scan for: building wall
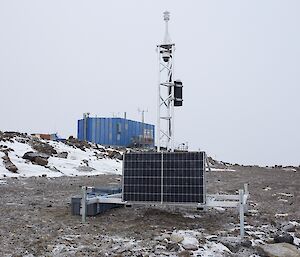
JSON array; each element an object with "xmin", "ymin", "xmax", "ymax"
[{"xmin": 77, "ymin": 117, "xmax": 155, "ymax": 147}]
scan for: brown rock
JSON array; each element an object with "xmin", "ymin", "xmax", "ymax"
[
  {"xmin": 2, "ymin": 155, "xmax": 18, "ymax": 173},
  {"xmin": 23, "ymin": 151, "xmax": 49, "ymax": 166},
  {"xmin": 178, "ymin": 250, "xmax": 191, "ymax": 257},
  {"xmin": 34, "ymin": 157, "xmax": 48, "ymax": 166},
  {"xmin": 30, "ymin": 139, "xmax": 57, "ymax": 155}
]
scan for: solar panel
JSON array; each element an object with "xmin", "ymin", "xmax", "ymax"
[{"xmin": 123, "ymin": 152, "xmax": 205, "ymax": 204}]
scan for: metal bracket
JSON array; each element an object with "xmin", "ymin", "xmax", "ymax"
[
  {"xmin": 80, "ymin": 183, "xmax": 249, "ymax": 239},
  {"xmin": 206, "ymin": 183, "xmax": 249, "ymax": 238}
]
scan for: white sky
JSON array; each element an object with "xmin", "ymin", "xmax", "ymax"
[{"xmin": 0, "ymin": 1, "xmax": 299, "ymax": 166}]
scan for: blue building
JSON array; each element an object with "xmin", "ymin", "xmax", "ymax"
[{"xmin": 77, "ymin": 116, "xmax": 155, "ymax": 148}]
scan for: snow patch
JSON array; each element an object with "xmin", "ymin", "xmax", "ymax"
[
  {"xmin": 278, "ymin": 198, "xmax": 288, "ymax": 202},
  {"xmin": 282, "ymin": 167, "xmax": 297, "ymax": 172},
  {"xmin": 275, "ymin": 213, "xmax": 289, "ymax": 217},
  {"xmin": 210, "ymin": 168, "xmax": 236, "ymax": 172},
  {"xmin": 194, "ymin": 241, "xmax": 231, "ymax": 257},
  {"xmin": 0, "ymin": 138, "xmax": 122, "ymax": 178},
  {"xmin": 263, "ymin": 186, "xmax": 272, "ymax": 191},
  {"xmin": 277, "ymin": 192, "xmax": 293, "ymax": 197}
]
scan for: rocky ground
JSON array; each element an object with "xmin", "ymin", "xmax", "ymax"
[{"xmin": 0, "ymin": 166, "xmax": 299, "ymax": 257}]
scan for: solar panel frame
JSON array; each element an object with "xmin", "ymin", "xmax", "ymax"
[{"xmin": 122, "ymin": 151, "xmax": 206, "ymax": 205}]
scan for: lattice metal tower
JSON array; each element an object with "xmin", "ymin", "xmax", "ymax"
[{"xmin": 157, "ymin": 11, "xmax": 183, "ymax": 152}]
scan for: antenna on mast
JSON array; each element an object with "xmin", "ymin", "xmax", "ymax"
[{"xmin": 163, "ymin": 11, "xmax": 171, "ymax": 44}]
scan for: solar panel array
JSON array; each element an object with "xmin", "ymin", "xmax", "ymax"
[{"xmin": 123, "ymin": 152, "xmax": 205, "ymax": 204}]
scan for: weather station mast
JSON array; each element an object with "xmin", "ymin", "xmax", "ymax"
[{"xmin": 157, "ymin": 11, "xmax": 183, "ymax": 152}]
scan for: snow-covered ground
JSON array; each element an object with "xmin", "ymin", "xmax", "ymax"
[
  {"xmin": 210, "ymin": 167, "xmax": 236, "ymax": 172},
  {"xmin": 0, "ymin": 137, "xmax": 122, "ymax": 178}
]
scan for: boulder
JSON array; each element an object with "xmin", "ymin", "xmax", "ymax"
[
  {"xmin": 274, "ymin": 234, "xmax": 294, "ymax": 244},
  {"xmin": 23, "ymin": 151, "xmax": 49, "ymax": 166},
  {"xmin": 23, "ymin": 151, "xmax": 50, "ymax": 161},
  {"xmin": 182, "ymin": 244, "xmax": 198, "ymax": 251},
  {"xmin": 178, "ymin": 250, "xmax": 191, "ymax": 257},
  {"xmin": 258, "ymin": 243, "xmax": 300, "ymax": 257},
  {"xmin": 182, "ymin": 236, "xmax": 198, "ymax": 246},
  {"xmin": 170, "ymin": 233, "xmax": 184, "ymax": 243},
  {"xmin": 217, "ymin": 236, "xmax": 242, "ymax": 253},
  {"xmin": 282, "ymin": 224, "xmax": 297, "ymax": 233},
  {"xmin": 34, "ymin": 157, "xmax": 48, "ymax": 166},
  {"xmin": 241, "ymin": 239, "xmax": 252, "ymax": 248}
]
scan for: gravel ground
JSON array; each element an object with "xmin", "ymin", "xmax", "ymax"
[{"xmin": 0, "ymin": 166, "xmax": 299, "ymax": 256}]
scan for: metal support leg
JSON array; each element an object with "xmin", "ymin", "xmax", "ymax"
[
  {"xmin": 244, "ymin": 183, "xmax": 248, "ymax": 195},
  {"xmin": 243, "ymin": 184, "xmax": 249, "ymax": 214},
  {"xmin": 81, "ymin": 186, "xmax": 87, "ymax": 223},
  {"xmin": 239, "ymin": 189, "xmax": 245, "ymax": 238}
]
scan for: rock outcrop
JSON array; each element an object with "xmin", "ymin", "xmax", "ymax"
[
  {"xmin": 23, "ymin": 151, "xmax": 49, "ymax": 166},
  {"xmin": 2, "ymin": 155, "xmax": 18, "ymax": 173}
]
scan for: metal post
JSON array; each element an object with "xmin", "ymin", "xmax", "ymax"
[
  {"xmin": 243, "ymin": 183, "xmax": 249, "ymax": 214},
  {"xmin": 244, "ymin": 183, "xmax": 249, "ymax": 195},
  {"xmin": 81, "ymin": 186, "xmax": 87, "ymax": 223},
  {"xmin": 239, "ymin": 189, "xmax": 245, "ymax": 238},
  {"xmin": 138, "ymin": 109, "xmax": 148, "ymax": 147}
]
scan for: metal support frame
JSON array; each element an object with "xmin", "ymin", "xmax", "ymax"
[
  {"xmin": 157, "ymin": 11, "xmax": 176, "ymax": 152},
  {"xmin": 81, "ymin": 156, "xmax": 249, "ymax": 238},
  {"xmin": 157, "ymin": 44, "xmax": 175, "ymax": 152},
  {"xmin": 206, "ymin": 183, "xmax": 249, "ymax": 238},
  {"xmin": 80, "ymin": 184, "xmax": 249, "ymax": 238},
  {"xmin": 80, "ymin": 184, "xmax": 249, "ymax": 239}
]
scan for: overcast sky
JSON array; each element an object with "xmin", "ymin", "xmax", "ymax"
[{"xmin": 0, "ymin": 1, "xmax": 299, "ymax": 166}]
